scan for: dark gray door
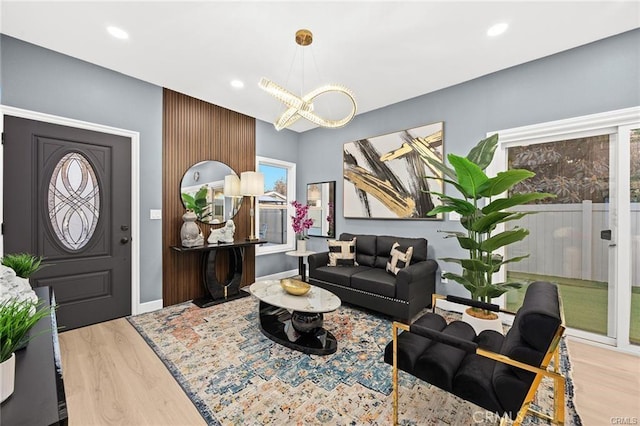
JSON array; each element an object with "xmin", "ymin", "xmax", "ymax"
[{"xmin": 3, "ymin": 115, "xmax": 132, "ymax": 330}]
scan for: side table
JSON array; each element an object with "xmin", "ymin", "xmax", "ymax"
[{"xmin": 285, "ymin": 250, "xmax": 316, "ymax": 282}]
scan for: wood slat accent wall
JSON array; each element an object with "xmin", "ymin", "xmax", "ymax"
[{"xmin": 162, "ymin": 89, "xmax": 256, "ymax": 306}]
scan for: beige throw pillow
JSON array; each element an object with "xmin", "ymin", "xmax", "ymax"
[
  {"xmin": 327, "ymin": 238, "xmax": 358, "ymax": 267},
  {"xmin": 386, "ymin": 242, "xmax": 413, "ymax": 275}
]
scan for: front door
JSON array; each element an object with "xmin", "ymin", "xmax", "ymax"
[{"xmin": 3, "ymin": 115, "xmax": 132, "ymax": 330}]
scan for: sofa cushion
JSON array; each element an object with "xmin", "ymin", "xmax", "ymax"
[
  {"xmin": 311, "ymin": 265, "xmax": 372, "ymax": 287},
  {"xmin": 386, "ymin": 242, "xmax": 414, "ymax": 275},
  {"xmin": 376, "ymin": 236, "xmax": 427, "ymax": 268},
  {"xmin": 328, "ymin": 238, "xmax": 358, "ymax": 266},
  {"xmin": 350, "ymin": 268, "xmax": 397, "ymax": 298},
  {"xmin": 340, "ymin": 233, "xmax": 376, "ymax": 267}
]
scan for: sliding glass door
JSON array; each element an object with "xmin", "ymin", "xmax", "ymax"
[
  {"xmin": 504, "ymin": 135, "xmax": 614, "ymax": 339},
  {"xmin": 492, "ymin": 107, "xmax": 639, "ymax": 350}
]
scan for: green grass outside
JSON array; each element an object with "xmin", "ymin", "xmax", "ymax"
[{"xmin": 506, "ymin": 272, "xmax": 640, "ymax": 345}]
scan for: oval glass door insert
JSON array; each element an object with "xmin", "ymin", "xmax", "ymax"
[{"xmin": 48, "ymin": 152, "xmax": 100, "ymax": 250}]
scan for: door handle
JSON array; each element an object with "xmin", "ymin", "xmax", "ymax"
[{"xmin": 120, "ymin": 237, "xmax": 130, "ymax": 244}]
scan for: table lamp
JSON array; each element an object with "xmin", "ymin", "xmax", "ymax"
[{"xmin": 240, "ymin": 171, "xmax": 264, "ymax": 241}]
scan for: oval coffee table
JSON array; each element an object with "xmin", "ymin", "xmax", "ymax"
[{"xmin": 249, "ymin": 280, "xmax": 341, "ymax": 355}]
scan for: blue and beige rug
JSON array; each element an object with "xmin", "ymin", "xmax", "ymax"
[{"xmin": 128, "ymin": 296, "xmax": 581, "ymax": 425}]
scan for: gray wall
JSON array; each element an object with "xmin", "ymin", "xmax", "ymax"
[
  {"xmin": 255, "ymin": 119, "xmax": 300, "ymax": 276},
  {"xmin": 2, "ymin": 28, "xmax": 638, "ymax": 300},
  {"xmin": 1, "ymin": 35, "xmax": 164, "ymax": 303},
  {"xmin": 296, "ymin": 28, "xmax": 640, "ymax": 295}
]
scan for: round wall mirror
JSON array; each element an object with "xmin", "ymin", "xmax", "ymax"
[{"xmin": 180, "ymin": 160, "xmax": 243, "ymax": 224}]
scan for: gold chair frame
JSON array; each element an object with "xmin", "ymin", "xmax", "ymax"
[{"xmin": 391, "ymin": 294, "xmax": 566, "ymax": 425}]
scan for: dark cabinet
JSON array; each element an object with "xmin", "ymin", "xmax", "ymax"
[{"xmin": 1, "ymin": 287, "xmax": 68, "ymax": 425}]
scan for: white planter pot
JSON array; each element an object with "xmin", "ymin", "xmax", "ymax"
[
  {"xmin": 462, "ymin": 310, "xmax": 504, "ymax": 335},
  {"xmin": 297, "ymin": 239, "xmax": 307, "ymax": 253},
  {"xmin": 0, "ymin": 352, "xmax": 16, "ymax": 403}
]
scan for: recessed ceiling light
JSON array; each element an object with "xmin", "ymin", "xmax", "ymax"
[
  {"xmin": 107, "ymin": 26, "xmax": 129, "ymax": 40},
  {"xmin": 487, "ymin": 22, "xmax": 508, "ymax": 37},
  {"xmin": 230, "ymin": 79, "xmax": 245, "ymax": 89}
]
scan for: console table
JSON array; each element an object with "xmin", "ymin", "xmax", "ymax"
[
  {"xmin": 171, "ymin": 240, "xmax": 265, "ymax": 308},
  {"xmin": 2, "ymin": 287, "xmax": 68, "ymax": 425}
]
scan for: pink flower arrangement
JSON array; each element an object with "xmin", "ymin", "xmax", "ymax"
[{"xmin": 291, "ymin": 200, "xmax": 313, "ymax": 240}]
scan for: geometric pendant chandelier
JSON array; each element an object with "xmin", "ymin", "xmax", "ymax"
[{"xmin": 259, "ymin": 29, "xmax": 357, "ymax": 131}]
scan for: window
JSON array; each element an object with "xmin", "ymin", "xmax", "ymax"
[{"xmin": 256, "ymin": 156, "xmax": 296, "ymax": 255}]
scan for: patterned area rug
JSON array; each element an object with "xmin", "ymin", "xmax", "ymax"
[{"xmin": 128, "ymin": 295, "xmax": 581, "ymax": 425}]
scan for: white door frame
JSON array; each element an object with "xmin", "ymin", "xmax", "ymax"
[
  {"xmin": 0, "ymin": 105, "xmax": 142, "ymax": 315},
  {"xmin": 488, "ymin": 105, "xmax": 640, "ymax": 353}
]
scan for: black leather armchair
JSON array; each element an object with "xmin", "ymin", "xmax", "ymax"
[{"xmin": 384, "ymin": 281, "xmax": 566, "ymax": 425}]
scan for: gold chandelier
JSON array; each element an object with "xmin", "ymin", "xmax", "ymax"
[{"xmin": 259, "ymin": 29, "xmax": 357, "ymax": 131}]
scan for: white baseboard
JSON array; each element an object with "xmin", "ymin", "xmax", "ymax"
[
  {"xmin": 256, "ymin": 269, "xmax": 298, "ymax": 281},
  {"xmin": 136, "ymin": 299, "xmax": 163, "ymax": 315}
]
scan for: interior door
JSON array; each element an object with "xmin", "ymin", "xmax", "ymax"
[{"xmin": 3, "ymin": 115, "xmax": 131, "ymax": 330}]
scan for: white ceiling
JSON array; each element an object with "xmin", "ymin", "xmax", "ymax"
[{"xmin": 1, "ymin": 1, "xmax": 639, "ymax": 132}]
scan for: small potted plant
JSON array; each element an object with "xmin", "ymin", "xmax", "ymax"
[
  {"xmin": 0, "ymin": 298, "xmax": 52, "ymax": 402},
  {"xmin": 1, "ymin": 253, "xmax": 44, "ymax": 279},
  {"xmin": 291, "ymin": 200, "xmax": 313, "ymax": 252},
  {"xmin": 181, "ymin": 186, "xmax": 212, "ymax": 222}
]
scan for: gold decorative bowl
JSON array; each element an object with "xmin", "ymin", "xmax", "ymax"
[{"xmin": 280, "ymin": 278, "xmax": 311, "ymax": 296}]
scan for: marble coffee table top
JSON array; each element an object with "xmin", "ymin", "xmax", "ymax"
[{"xmin": 249, "ymin": 280, "xmax": 341, "ymax": 313}]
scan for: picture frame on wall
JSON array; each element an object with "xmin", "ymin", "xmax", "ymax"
[{"xmin": 343, "ymin": 122, "xmax": 444, "ymax": 220}]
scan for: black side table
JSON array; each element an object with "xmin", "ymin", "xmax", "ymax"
[{"xmin": 171, "ymin": 239, "xmax": 265, "ymax": 308}]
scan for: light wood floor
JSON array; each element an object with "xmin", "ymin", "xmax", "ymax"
[
  {"xmin": 59, "ymin": 319, "xmax": 640, "ymax": 426},
  {"xmin": 566, "ymin": 338, "xmax": 640, "ymax": 425}
]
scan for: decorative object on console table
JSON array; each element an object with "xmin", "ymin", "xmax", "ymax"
[
  {"xmin": 171, "ymin": 239, "xmax": 265, "ymax": 308},
  {"xmin": 208, "ymin": 219, "xmax": 235, "ymax": 244},
  {"xmin": 343, "ymin": 122, "xmax": 444, "ymax": 220},
  {"xmin": 240, "ymin": 171, "xmax": 264, "ymax": 241},
  {"xmin": 181, "ymin": 186, "xmax": 212, "ymax": 222},
  {"xmin": 423, "ymin": 134, "xmax": 555, "ymax": 331},
  {"xmin": 180, "ymin": 210, "xmax": 203, "ymax": 247}
]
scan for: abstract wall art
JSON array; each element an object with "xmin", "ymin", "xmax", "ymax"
[{"xmin": 343, "ymin": 122, "xmax": 444, "ymax": 220}]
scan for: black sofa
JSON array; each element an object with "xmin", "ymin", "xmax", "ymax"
[{"xmin": 308, "ymin": 233, "xmax": 438, "ymax": 322}]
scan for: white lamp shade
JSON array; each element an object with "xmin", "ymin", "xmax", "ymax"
[
  {"xmin": 223, "ymin": 174, "xmax": 241, "ymax": 197},
  {"xmin": 240, "ymin": 171, "xmax": 264, "ymax": 196}
]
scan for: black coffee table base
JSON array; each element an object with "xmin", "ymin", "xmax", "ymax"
[{"xmin": 257, "ymin": 301, "xmax": 337, "ymax": 355}]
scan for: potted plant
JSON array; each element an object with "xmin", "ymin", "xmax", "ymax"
[
  {"xmin": 291, "ymin": 200, "xmax": 313, "ymax": 252},
  {"xmin": 1, "ymin": 253, "xmax": 44, "ymax": 279},
  {"xmin": 0, "ymin": 298, "xmax": 52, "ymax": 402},
  {"xmin": 181, "ymin": 186, "xmax": 212, "ymax": 222},
  {"xmin": 424, "ymin": 134, "xmax": 554, "ymax": 326}
]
